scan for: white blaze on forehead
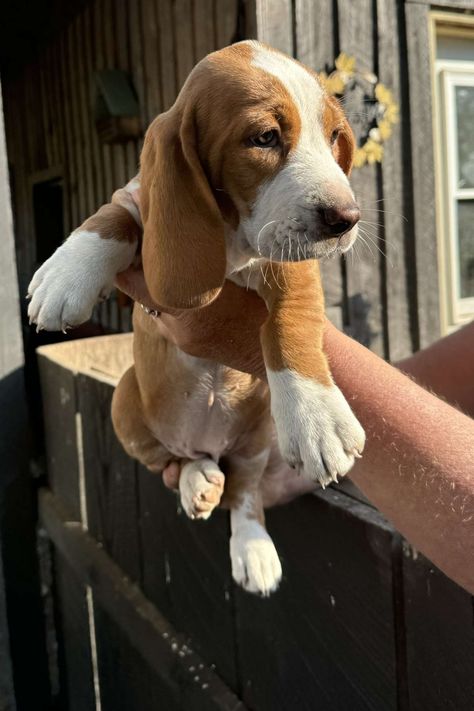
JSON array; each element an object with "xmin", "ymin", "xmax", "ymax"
[{"xmin": 250, "ymin": 44, "xmax": 325, "ymax": 140}]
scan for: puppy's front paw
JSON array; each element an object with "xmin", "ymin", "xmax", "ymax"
[
  {"xmin": 27, "ymin": 230, "xmax": 136, "ymax": 332},
  {"xmin": 179, "ymin": 459, "xmax": 225, "ymax": 520},
  {"xmin": 230, "ymin": 526, "xmax": 282, "ymax": 596},
  {"xmin": 268, "ymin": 370, "xmax": 365, "ymax": 487}
]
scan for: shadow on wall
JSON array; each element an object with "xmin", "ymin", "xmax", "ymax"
[{"xmin": 345, "ymin": 292, "xmax": 379, "ymax": 349}]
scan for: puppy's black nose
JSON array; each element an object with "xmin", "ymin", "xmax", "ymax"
[{"xmin": 320, "ymin": 204, "xmax": 360, "ymax": 236}]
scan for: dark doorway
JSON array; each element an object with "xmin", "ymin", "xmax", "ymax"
[{"xmin": 32, "ymin": 177, "xmax": 64, "ymax": 264}]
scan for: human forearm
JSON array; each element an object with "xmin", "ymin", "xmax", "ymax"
[
  {"xmin": 325, "ymin": 323, "xmax": 474, "ymax": 594},
  {"xmin": 396, "ymin": 321, "xmax": 474, "ymax": 417}
]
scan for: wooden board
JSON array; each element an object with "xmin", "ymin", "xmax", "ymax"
[
  {"xmin": 40, "ymin": 488, "xmax": 246, "ymax": 711},
  {"xmin": 376, "ymin": 0, "xmax": 414, "ymax": 360},
  {"xmin": 404, "ymin": 2, "xmax": 441, "ymax": 348},
  {"xmin": 77, "ymin": 373, "xmax": 141, "ymax": 582},
  {"xmin": 138, "ymin": 465, "xmax": 239, "ymax": 691},
  {"xmin": 53, "ymin": 552, "xmax": 96, "ymax": 711},
  {"xmin": 235, "ymin": 489, "xmax": 398, "ymax": 711},
  {"xmin": 403, "ymin": 548, "xmax": 474, "ymax": 711}
]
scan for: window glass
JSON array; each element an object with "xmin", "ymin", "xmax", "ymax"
[
  {"xmin": 455, "ymin": 85, "xmax": 474, "ymax": 189},
  {"xmin": 457, "ymin": 200, "xmax": 474, "ymax": 298}
]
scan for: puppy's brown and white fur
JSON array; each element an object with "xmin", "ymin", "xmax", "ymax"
[{"xmin": 28, "ymin": 41, "xmax": 365, "ymax": 595}]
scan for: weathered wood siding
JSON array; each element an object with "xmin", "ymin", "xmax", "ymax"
[
  {"xmin": 257, "ymin": 0, "xmax": 457, "ymax": 357},
  {"xmin": 4, "ymin": 0, "xmax": 471, "ymax": 351},
  {"xmin": 37, "ymin": 337, "xmax": 474, "ymax": 710},
  {"xmin": 3, "ymin": 0, "xmax": 244, "ymax": 303}
]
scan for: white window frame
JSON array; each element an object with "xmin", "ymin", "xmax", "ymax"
[
  {"xmin": 438, "ymin": 66, "xmax": 474, "ymax": 325},
  {"xmin": 432, "ymin": 15, "xmax": 474, "ymax": 333}
]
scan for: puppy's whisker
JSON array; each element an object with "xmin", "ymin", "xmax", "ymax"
[{"xmin": 256, "ymin": 219, "xmax": 278, "ymax": 256}]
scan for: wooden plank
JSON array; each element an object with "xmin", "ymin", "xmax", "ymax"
[
  {"xmin": 215, "ymin": 0, "xmax": 238, "ymax": 48},
  {"xmin": 93, "ymin": 603, "xmax": 180, "ymax": 711},
  {"xmin": 116, "ymin": 0, "xmax": 139, "ymax": 184},
  {"xmin": 37, "ymin": 353, "xmax": 81, "ymax": 518},
  {"xmin": 173, "ymin": 0, "xmax": 195, "ymax": 89},
  {"xmin": 295, "ymin": 0, "xmax": 334, "ymax": 69},
  {"xmin": 402, "ymin": 547, "xmax": 474, "ymax": 710},
  {"xmin": 99, "ymin": 0, "xmax": 116, "ymax": 200},
  {"xmin": 141, "ymin": 0, "xmax": 162, "ymax": 123},
  {"xmin": 39, "ymin": 488, "xmax": 246, "ymax": 711},
  {"xmin": 83, "ymin": 3, "xmax": 106, "ymax": 210},
  {"xmin": 235, "ymin": 489, "xmax": 398, "ymax": 711},
  {"xmin": 75, "ymin": 12, "xmax": 96, "ymax": 217},
  {"xmin": 376, "ymin": 0, "xmax": 414, "ymax": 360},
  {"xmin": 110, "ymin": 0, "xmax": 128, "ymax": 190},
  {"xmin": 128, "ymin": 0, "xmax": 147, "ymax": 151},
  {"xmin": 53, "ymin": 552, "xmax": 97, "ymax": 711},
  {"xmin": 77, "ymin": 373, "xmax": 141, "ymax": 582},
  {"xmin": 56, "ymin": 33, "xmax": 75, "ymax": 234},
  {"xmin": 157, "ymin": 0, "xmax": 178, "ymax": 110},
  {"xmin": 405, "ymin": 2, "xmax": 440, "ymax": 348},
  {"xmin": 138, "ymin": 465, "xmax": 239, "ymax": 691},
  {"xmin": 66, "ymin": 20, "xmax": 88, "ymax": 223},
  {"xmin": 92, "ymin": 0, "xmax": 111, "ymax": 205},
  {"xmin": 337, "ymin": 0, "xmax": 385, "ymax": 355},
  {"xmin": 256, "ymin": 0, "xmax": 293, "ymax": 55},
  {"xmin": 194, "ymin": 0, "xmax": 215, "ymax": 61}
]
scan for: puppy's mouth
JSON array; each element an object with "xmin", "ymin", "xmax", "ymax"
[{"xmin": 256, "ymin": 223, "xmax": 358, "ymax": 262}]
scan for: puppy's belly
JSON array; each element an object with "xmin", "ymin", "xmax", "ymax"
[{"xmin": 154, "ymin": 392, "xmax": 237, "ymax": 461}]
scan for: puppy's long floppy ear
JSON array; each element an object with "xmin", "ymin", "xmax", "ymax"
[
  {"xmin": 334, "ymin": 117, "xmax": 355, "ymax": 176},
  {"xmin": 140, "ymin": 105, "xmax": 226, "ymax": 310},
  {"xmin": 326, "ymin": 96, "xmax": 355, "ymax": 176}
]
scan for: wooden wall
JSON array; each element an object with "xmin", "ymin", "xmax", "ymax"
[
  {"xmin": 257, "ymin": 0, "xmax": 472, "ymax": 358},
  {"xmin": 5, "ymin": 0, "xmax": 473, "ymax": 356},
  {"xmin": 3, "ymin": 0, "xmax": 246, "ymax": 302}
]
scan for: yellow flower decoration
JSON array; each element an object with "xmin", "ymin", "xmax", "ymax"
[
  {"xmin": 319, "ymin": 72, "xmax": 346, "ymax": 95},
  {"xmin": 364, "ymin": 139, "xmax": 384, "ymax": 164},
  {"xmin": 320, "ymin": 54, "xmax": 399, "ymax": 168},
  {"xmin": 335, "ymin": 53, "xmax": 356, "ymax": 75}
]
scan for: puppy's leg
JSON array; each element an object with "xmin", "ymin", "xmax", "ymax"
[
  {"xmin": 112, "ymin": 366, "xmax": 172, "ymax": 473},
  {"xmin": 259, "ymin": 260, "xmax": 365, "ymax": 487},
  {"xmin": 179, "ymin": 459, "xmax": 225, "ymax": 520},
  {"xmin": 28, "ymin": 177, "xmax": 141, "ymax": 332},
  {"xmin": 223, "ymin": 451, "xmax": 282, "ymax": 596}
]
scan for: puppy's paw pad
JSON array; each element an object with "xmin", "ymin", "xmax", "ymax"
[
  {"xmin": 179, "ymin": 459, "xmax": 225, "ymax": 520},
  {"xmin": 230, "ymin": 534, "xmax": 282, "ymax": 596}
]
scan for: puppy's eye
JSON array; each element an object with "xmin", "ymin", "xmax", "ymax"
[
  {"xmin": 250, "ymin": 130, "xmax": 279, "ymax": 148},
  {"xmin": 331, "ymin": 129, "xmax": 340, "ymax": 145}
]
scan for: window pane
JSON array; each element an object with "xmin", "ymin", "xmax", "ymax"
[
  {"xmin": 458, "ymin": 200, "xmax": 474, "ymax": 298},
  {"xmin": 456, "ymin": 85, "xmax": 474, "ymax": 189}
]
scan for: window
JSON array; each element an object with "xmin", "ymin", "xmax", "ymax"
[{"xmin": 433, "ymin": 19, "xmax": 474, "ymax": 332}]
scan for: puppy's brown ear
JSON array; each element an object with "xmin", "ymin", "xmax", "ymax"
[
  {"xmin": 334, "ymin": 116, "xmax": 355, "ymax": 176},
  {"xmin": 325, "ymin": 95, "xmax": 355, "ymax": 176},
  {"xmin": 140, "ymin": 106, "xmax": 226, "ymax": 310}
]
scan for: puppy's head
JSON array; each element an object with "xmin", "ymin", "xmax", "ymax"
[{"xmin": 141, "ymin": 40, "xmax": 358, "ymax": 310}]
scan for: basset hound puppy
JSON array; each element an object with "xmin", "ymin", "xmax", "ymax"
[{"xmin": 28, "ymin": 40, "xmax": 365, "ymax": 595}]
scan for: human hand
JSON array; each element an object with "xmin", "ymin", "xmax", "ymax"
[{"xmin": 115, "ymin": 264, "xmax": 268, "ymax": 376}]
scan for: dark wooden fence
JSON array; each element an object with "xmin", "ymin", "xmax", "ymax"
[{"xmin": 37, "ymin": 336, "xmax": 474, "ymax": 710}]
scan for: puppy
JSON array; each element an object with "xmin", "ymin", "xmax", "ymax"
[{"xmin": 28, "ymin": 41, "xmax": 365, "ymax": 595}]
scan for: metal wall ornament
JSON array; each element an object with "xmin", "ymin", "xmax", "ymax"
[{"xmin": 319, "ymin": 53, "xmax": 399, "ymax": 168}]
